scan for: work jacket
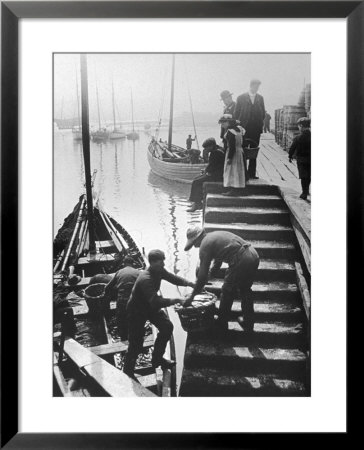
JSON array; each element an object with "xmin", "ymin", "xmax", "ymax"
[{"xmin": 234, "ymin": 92, "xmax": 265, "ymax": 132}]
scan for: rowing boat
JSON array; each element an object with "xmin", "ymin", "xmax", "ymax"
[{"xmin": 148, "ymin": 141, "xmax": 206, "ymax": 183}]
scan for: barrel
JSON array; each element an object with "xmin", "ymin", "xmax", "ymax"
[{"xmin": 283, "ymin": 105, "xmax": 307, "ymax": 131}]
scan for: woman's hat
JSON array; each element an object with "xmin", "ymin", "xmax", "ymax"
[
  {"xmin": 218, "ymin": 113, "xmax": 234, "ymax": 124},
  {"xmin": 184, "ymin": 226, "xmax": 204, "ymax": 251}
]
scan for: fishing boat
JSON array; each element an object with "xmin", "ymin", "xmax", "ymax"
[
  {"xmin": 126, "ymin": 88, "xmax": 139, "ymax": 140},
  {"xmin": 148, "ymin": 54, "xmax": 207, "ymax": 183},
  {"xmin": 91, "ymin": 83, "xmax": 110, "ymax": 142},
  {"xmin": 53, "ymin": 55, "xmax": 176, "ymax": 398},
  {"xmin": 109, "ymin": 79, "xmax": 126, "ymax": 140}
]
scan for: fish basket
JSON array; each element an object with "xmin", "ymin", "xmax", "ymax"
[
  {"xmin": 243, "ymin": 138, "xmax": 260, "ymax": 160},
  {"xmin": 174, "ymin": 293, "xmax": 217, "ymax": 333},
  {"xmin": 84, "ymin": 283, "xmax": 107, "ymax": 314}
]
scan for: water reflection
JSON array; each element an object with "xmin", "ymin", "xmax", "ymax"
[{"xmin": 54, "ymin": 126, "xmax": 216, "ymax": 281}]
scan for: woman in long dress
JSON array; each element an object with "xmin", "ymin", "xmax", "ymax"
[{"xmin": 218, "ymin": 114, "xmax": 246, "ymax": 196}]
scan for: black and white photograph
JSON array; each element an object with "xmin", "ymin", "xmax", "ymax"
[{"xmin": 53, "ymin": 52, "xmax": 311, "ymax": 398}]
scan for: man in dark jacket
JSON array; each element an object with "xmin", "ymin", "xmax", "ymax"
[
  {"xmin": 104, "ymin": 256, "xmax": 140, "ymax": 340},
  {"xmin": 234, "ymin": 79, "xmax": 265, "ymax": 179},
  {"xmin": 184, "ymin": 227, "xmax": 260, "ymax": 333},
  {"xmin": 220, "ymin": 90, "xmax": 236, "ymax": 139},
  {"xmin": 289, "ymin": 117, "xmax": 311, "ymax": 200},
  {"xmin": 187, "ymin": 138, "xmax": 225, "ymax": 212},
  {"xmin": 123, "ymin": 250, "xmax": 194, "ymax": 379}
]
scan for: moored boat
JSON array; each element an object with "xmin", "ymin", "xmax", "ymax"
[{"xmin": 147, "ymin": 54, "xmax": 206, "ymax": 183}]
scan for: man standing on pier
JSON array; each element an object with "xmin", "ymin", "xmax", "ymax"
[
  {"xmin": 220, "ymin": 90, "xmax": 236, "ymax": 139},
  {"xmin": 123, "ymin": 249, "xmax": 194, "ymax": 380},
  {"xmin": 289, "ymin": 117, "xmax": 311, "ymax": 200},
  {"xmin": 234, "ymin": 79, "xmax": 265, "ymax": 179},
  {"xmin": 184, "ymin": 227, "xmax": 260, "ymax": 332}
]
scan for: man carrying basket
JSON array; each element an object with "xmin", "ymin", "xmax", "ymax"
[
  {"xmin": 123, "ymin": 249, "xmax": 195, "ymax": 380},
  {"xmin": 184, "ymin": 227, "xmax": 260, "ymax": 332}
]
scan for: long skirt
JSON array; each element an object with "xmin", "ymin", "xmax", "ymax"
[{"xmin": 223, "ymin": 148, "xmax": 246, "ymax": 188}]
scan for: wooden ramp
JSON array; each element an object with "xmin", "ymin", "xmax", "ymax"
[{"xmin": 179, "ymin": 182, "xmax": 310, "ymax": 397}]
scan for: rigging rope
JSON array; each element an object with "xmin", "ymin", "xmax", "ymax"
[
  {"xmin": 183, "ymin": 57, "xmax": 200, "ymax": 150},
  {"xmin": 154, "ymin": 67, "xmax": 168, "ymax": 140}
]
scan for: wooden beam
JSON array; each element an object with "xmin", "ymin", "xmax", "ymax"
[
  {"xmin": 63, "ymin": 338, "xmax": 156, "ymax": 397},
  {"xmin": 89, "ymin": 334, "xmax": 154, "ymax": 357}
]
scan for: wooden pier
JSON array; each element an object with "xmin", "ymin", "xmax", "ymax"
[{"xmin": 179, "ymin": 140, "xmax": 311, "ymax": 396}]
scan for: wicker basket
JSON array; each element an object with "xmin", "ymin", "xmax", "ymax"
[
  {"xmin": 175, "ymin": 293, "xmax": 217, "ymax": 333},
  {"xmin": 243, "ymin": 138, "xmax": 260, "ymax": 160},
  {"xmin": 84, "ymin": 283, "xmax": 107, "ymax": 313}
]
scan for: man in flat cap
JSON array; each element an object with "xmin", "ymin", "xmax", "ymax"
[
  {"xmin": 289, "ymin": 117, "xmax": 311, "ymax": 200},
  {"xmin": 184, "ymin": 226, "xmax": 260, "ymax": 333},
  {"xmin": 123, "ymin": 249, "xmax": 195, "ymax": 380},
  {"xmin": 220, "ymin": 90, "xmax": 236, "ymax": 139},
  {"xmin": 187, "ymin": 137, "xmax": 225, "ymax": 212},
  {"xmin": 234, "ymin": 79, "xmax": 266, "ymax": 179}
]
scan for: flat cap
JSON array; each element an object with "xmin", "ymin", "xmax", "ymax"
[
  {"xmin": 148, "ymin": 249, "xmax": 166, "ymax": 262},
  {"xmin": 202, "ymin": 137, "xmax": 217, "ymax": 148}
]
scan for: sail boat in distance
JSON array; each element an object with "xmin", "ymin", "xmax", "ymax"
[
  {"xmin": 147, "ymin": 54, "xmax": 206, "ymax": 183},
  {"xmin": 91, "ymin": 82, "xmax": 110, "ymax": 142},
  {"xmin": 126, "ymin": 88, "xmax": 139, "ymax": 141},
  {"xmin": 109, "ymin": 79, "xmax": 126, "ymax": 140}
]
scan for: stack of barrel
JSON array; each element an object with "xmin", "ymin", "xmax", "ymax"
[{"xmin": 274, "ymin": 83, "xmax": 311, "ymax": 151}]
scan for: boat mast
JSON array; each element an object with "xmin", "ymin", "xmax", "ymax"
[
  {"xmin": 130, "ymin": 88, "xmax": 135, "ymax": 133},
  {"xmin": 80, "ymin": 54, "xmax": 96, "ymax": 255},
  {"xmin": 112, "ymin": 78, "xmax": 117, "ymax": 131},
  {"xmin": 96, "ymin": 83, "xmax": 101, "ymax": 130},
  {"xmin": 75, "ymin": 70, "xmax": 81, "ymax": 130},
  {"xmin": 168, "ymin": 54, "xmax": 175, "ymax": 151}
]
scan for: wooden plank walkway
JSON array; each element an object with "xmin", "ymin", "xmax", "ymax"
[{"xmin": 258, "ymin": 133, "xmax": 303, "ymax": 194}]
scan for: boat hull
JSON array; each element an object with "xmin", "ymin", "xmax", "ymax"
[
  {"xmin": 147, "ymin": 146, "xmax": 206, "ymax": 184},
  {"xmin": 110, "ymin": 131, "xmax": 126, "ymax": 140}
]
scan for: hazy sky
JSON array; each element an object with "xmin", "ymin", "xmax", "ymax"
[{"xmin": 54, "ymin": 53, "xmax": 310, "ymax": 123}]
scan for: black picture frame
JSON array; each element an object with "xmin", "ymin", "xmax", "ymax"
[{"xmin": 1, "ymin": 1, "xmax": 359, "ymax": 448}]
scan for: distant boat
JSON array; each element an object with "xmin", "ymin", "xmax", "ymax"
[
  {"xmin": 109, "ymin": 79, "xmax": 126, "ymax": 140},
  {"xmin": 91, "ymin": 83, "xmax": 110, "ymax": 142},
  {"xmin": 73, "ymin": 70, "xmax": 83, "ymax": 141},
  {"xmin": 126, "ymin": 88, "xmax": 139, "ymax": 141},
  {"xmin": 148, "ymin": 54, "xmax": 206, "ymax": 183}
]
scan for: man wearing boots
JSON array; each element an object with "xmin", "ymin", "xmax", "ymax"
[
  {"xmin": 184, "ymin": 227, "xmax": 260, "ymax": 332},
  {"xmin": 123, "ymin": 249, "xmax": 194, "ymax": 380},
  {"xmin": 289, "ymin": 117, "xmax": 311, "ymax": 200}
]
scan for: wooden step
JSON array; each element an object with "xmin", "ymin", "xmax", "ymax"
[
  {"xmin": 203, "ymin": 181, "xmax": 279, "ymax": 196},
  {"xmin": 249, "ymin": 240, "xmax": 297, "ymax": 259},
  {"xmin": 205, "ymin": 280, "xmax": 299, "ymax": 302},
  {"xmin": 189, "ymin": 321, "xmax": 306, "ymax": 349},
  {"xmin": 205, "ymin": 206, "xmax": 291, "ymax": 225},
  {"xmin": 206, "ymin": 193, "xmax": 285, "ymax": 208},
  {"xmin": 215, "ymin": 300, "xmax": 303, "ymax": 322},
  {"xmin": 212, "ymin": 259, "xmax": 296, "ymax": 282},
  {"xmin": 184, "ymin": 342, "xmax": 307, "ymax": 374},
  {"xmin": 204, "ymin": 222, "xmax": 295, "ymax": 242},
  {"xmin": 179, "ymin": 368, "xmax": 307, "ymax": 397}
]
